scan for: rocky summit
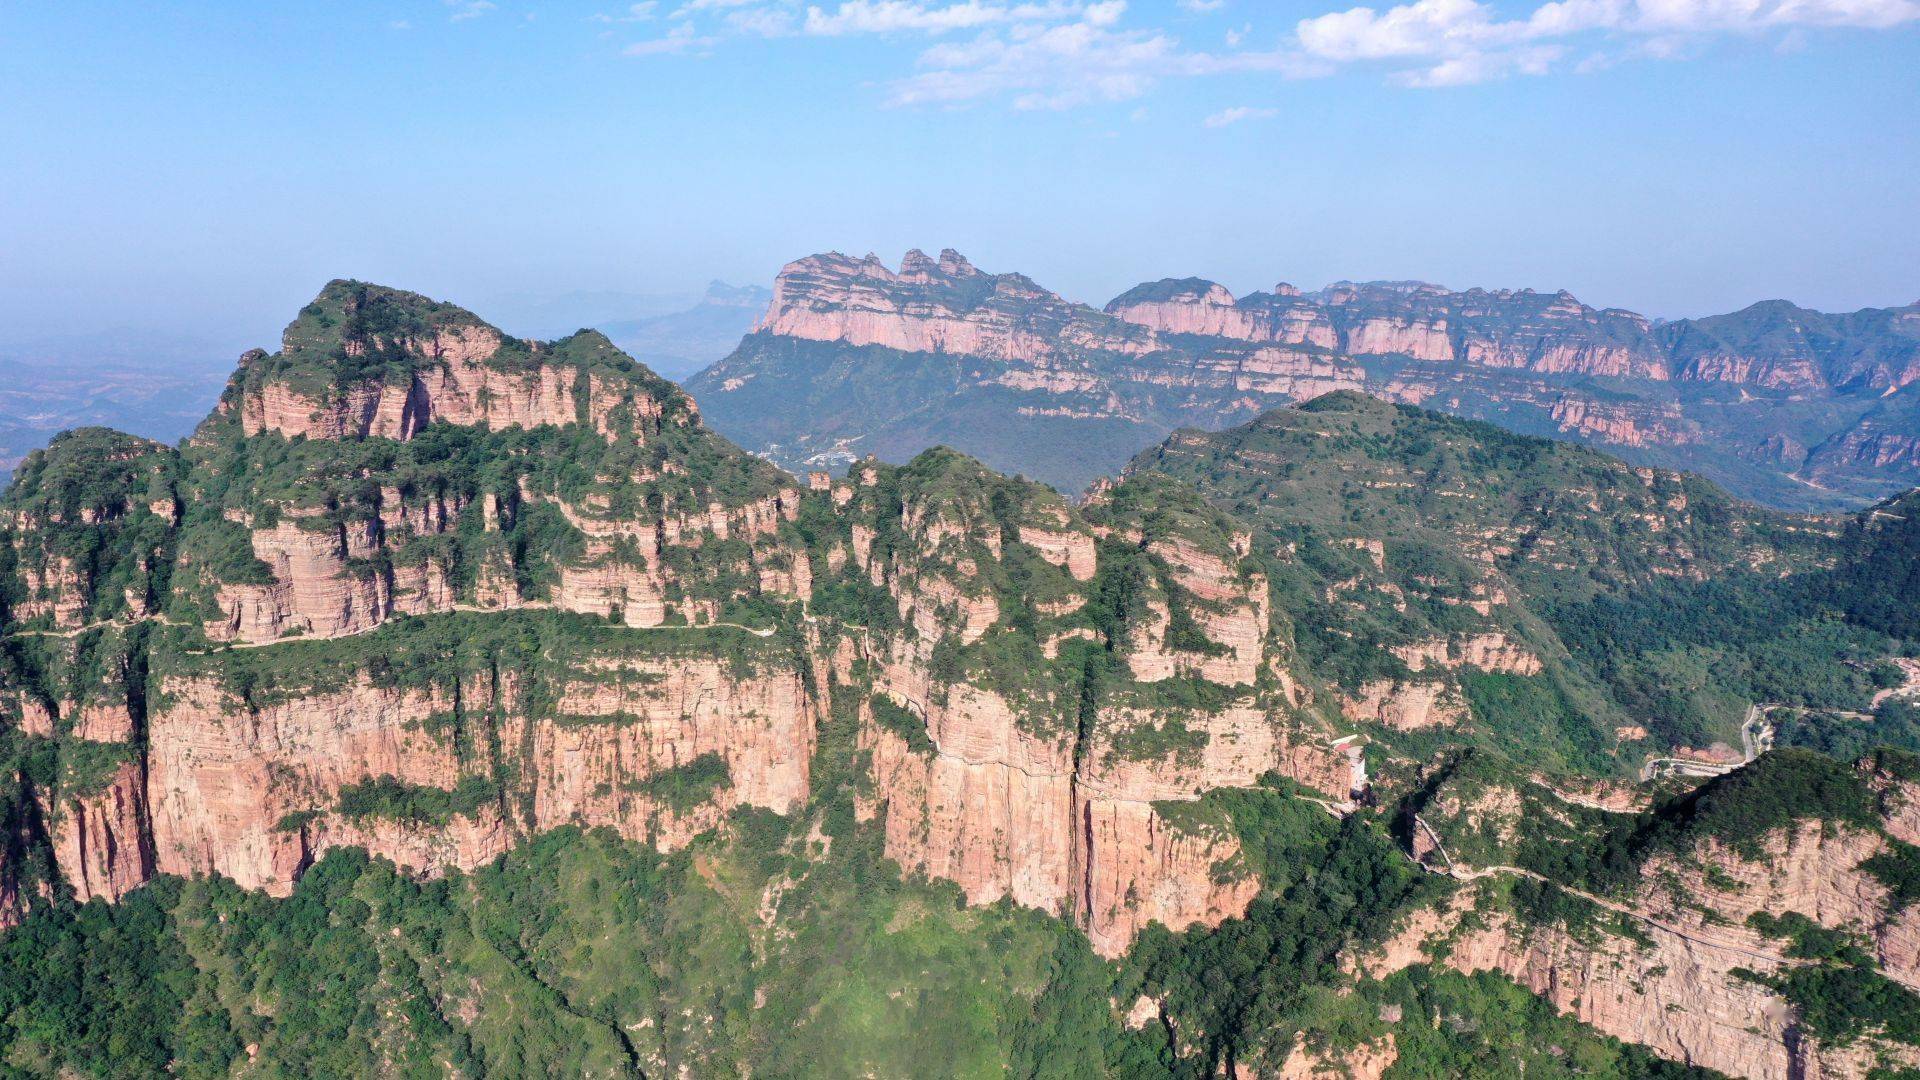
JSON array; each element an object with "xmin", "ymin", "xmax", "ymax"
[
  {"xmin": 689, "ymin": 250, "xmax": 1920, "ymax": 509},
  {"xmin": 3, "ymin": 281, "xmax": 1920, "ymax": 1079}
]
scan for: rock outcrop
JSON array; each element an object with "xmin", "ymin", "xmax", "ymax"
[
  {"xmin": 751, "ymin": 249, "xmax": 1153, "ymax": 365},
  {"xmin": 47, "ymin": 759, "xmax": 152, "ymax": 903},
  {"xmin": 694, "ymin": 250, "xmax": 1920, "ymax": 508},
  {"xmin": 831, "ymin": 456, "xmax": 1354, "ymax": 956},
  {"xmin": 146, "ymin": 646, "xmax": 811, "ymax": 895}
]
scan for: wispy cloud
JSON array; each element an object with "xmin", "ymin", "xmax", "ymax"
[
  {"xmin": 800, "ymin": 1, "xmax": 1119, "ymax": 36},
  {"xmin": 675, "ymin": 0, "xmax": 768, "ymax": 15},
  {"xmin": 1203, "ymin": 104, "xmax": 1278, "ymax": 126},
  {"xmin": 447, "ymin": 0, "xmax": 497, "ymax": 21},
  {"xmin": 594, "ymin": 0, "xmax": 1919, "ymax": 97},
  {"xmin": 592, "ymin": 3, "xmax": 660, "ymax": 23},
  {"xmin": 1295, "ymin": 0, "xmax": 1919, "ymax": 84},
  {"xmin": 730, "ymin": 6, "xmax": 800, "ymax": 33},
  {"xmin": 624, "ymin": 20, "xmax": 721, "ymax": 53}
]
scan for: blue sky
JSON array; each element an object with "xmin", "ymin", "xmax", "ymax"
[{"xmin": 2, "ymin": 0, "xmax": 1916, "ymax": 356}]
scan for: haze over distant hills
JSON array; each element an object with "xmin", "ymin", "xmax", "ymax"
[
  {"xmin": 689, "ymin": 250, "xmax": 1920, "ymax": 510},
  {"xmin": 599, "ymin": 281, "xmax": 773, "ymax": 381},
  {"xmin": 0, "ymin": 334, "xmax": 238, "ymax": 474}
]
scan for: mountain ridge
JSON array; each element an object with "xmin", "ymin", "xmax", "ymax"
[{"xmin": 688, "ymin": 250, "xmax": 1920, "ymax": 509}]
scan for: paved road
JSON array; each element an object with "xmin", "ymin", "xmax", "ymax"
[{"xmin": 1641, "ymin": 703, "xmax": 1775, "ymax": 783}]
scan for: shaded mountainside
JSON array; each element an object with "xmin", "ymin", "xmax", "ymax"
[
  {"xmin": 3, "ymin": 282, "xmax": 1920, "ymax": 1077},
  {"xmin": 689, "ymin": 251, "xmax": 1920, "ymax": 508}
]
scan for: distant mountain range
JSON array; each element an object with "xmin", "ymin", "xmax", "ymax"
[{"xmin": 688, "ymin": 250, "xmax": 1920, "ymax": 509}]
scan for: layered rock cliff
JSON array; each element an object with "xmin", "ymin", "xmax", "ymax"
[
  {"xmin": 822, "ymin": 454, "xmax": 1353, "ymax": 956},
  {"xmin": 693, "ymin": 249, "xmax": 1920, "ymax": 509},
  {"xmin": 1364, "ymin": 749, "xmax": 1920, "ymax": 1078}
]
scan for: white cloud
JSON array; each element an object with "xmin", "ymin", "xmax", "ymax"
[
  {"xmin": 675, "ymin": 0, "xmax": 769, "ymax": 15},
  {"xmin": 1296, "ymin": 0, "xmax": 1511, "ymax": 62},
  {"xmin": 586, "ymin": 0, "xmax": 1917, "ymax": 101},
  {"xmin": 1394, "ymin": 42, "xmax": 1560, "ymax": 83},
  {"xmin": 890, "ymin": 16, "xmax": 1182, "ymax": 107},
  {"xmin": 447, "ymin": 0, "xmax": 496, "ymax": 21},
  {"xmin": 801, "ymin": 1, "xmax": 1116, "ymax": 35},
  {"xmin": 731, "ymin": 6, "xmax": 801, "ymax": 33},
  {"xmin": 592, "ymin": 3, "xmax": 660, "ymax": 23},
  {"xmin": 624, "ymin": 21, "xmax": 721, "ymax": 52},
  {"xmin": 1638, "ymin": 0, "xmax": 1920, "ymax": 29},
  {"xmin": 1203, "ymin": 104, "xmax": 1277, "ymax": 125},
  {"xmin": 1293, "ymin": 0, "xmax": 1916, "ymax": 84}
]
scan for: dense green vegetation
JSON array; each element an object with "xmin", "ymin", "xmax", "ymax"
[
  {"xmin": 1511, "ymin": 750, "xmax": 1885, "ymax": 893},
  {"xmin": 1769, "ymin": 964, "xmax": 1920, "ymax": 1048},
  {"xmin": 334, "ymin": 775, "xmax": 501, "ymax": 827},
  {"xmin": 0, "ymin": 429, "xmax": 179, "ymax": 631},
  {"xmin": 626, "ymin": 753, "xmax": 730, "ymax": 813},
  {"xmin": 1129, "ymin": 392, "xmax": 1917, "ymax": 764},
  {"xmin": 1778, "ymin": 700, "xmax": 1920, "ymax": 759}
]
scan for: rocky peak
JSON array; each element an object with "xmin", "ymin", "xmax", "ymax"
[
  {"xmin": 1104, "ymin": 277, "xmax": 1236, "ymax": 313},
  {"xmin": 898, "ymin": 248, "xmax": 937, "ymax": 280},
  {"xmin": 1, "ymin": 428, "xmax": 175, "ymax": 522},
  {"xmin": 278, "ymin": 279, "xmax": 499, "ymax": 367},
  {"xmin": 231, "ymin": 281, "xmax": 698, "ymax": 444},
  {"xmin": 937, "ymin": 248, "xmax": 979, "ymax": 277},
  {"xmin": 740, "ymin": 248, "xmax": 1107, "ymax": 365}
]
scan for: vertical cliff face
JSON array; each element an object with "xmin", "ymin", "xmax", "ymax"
[
  {"xmin": 1371, "ymin": 751, "xmax": 1920, "ymax": 1079},
  {"xmin": 0, "ymin": 284, "xmax": 1366, "ymax": 959},
  {"xmin": 0, "ymin": 428, "xmax": 180, "ymax": 633},
  {"xmin": 750, "ymin": 249, "xmax": 1148, "ymax": 364},
  {"xmin": 47, "ymin": 759, "xmax": 152, "ymax": 903},
  {"xmin": 181, "ymin": 281, "xmax": 813, "ymax": 649},
  {"xmin": 1103, "ymin": 279, "xmax": 1337, "ymax": 349},
  {"xmin": 1109, "ymin": 280, "xmax": 1918, "ymax": 392},
  {"xmin": 1661, "ymin": 299, "xmax": 1920, "ymax": 393},
  {"xmin": 0, "ymin": 432, "xmax": 179, "ymax": 924},
  {"xmin": 1360, "ymin": 884, "xmax": 1809, "ymax": 1079},
  {"xmin": 693, "ymin": 250, "xmax": 1920, "ymax": 509},
  {"xmin": 143, "ymin": 628, "xmax": 813, "ymax": 894},
  {"xmin": 0, "ymin": 283, "xmax": 826, "ymax": 925},
  {"xmin": 832, "ymin": 452, "xmax": 1112, "ymax": 922},
  {"xmin": 821, "ymin": 457, "xmax": 1356, "ymax": 956},
  {"xmin": 690, "ymin": 252, "xmax": 1375, "ymax": 494}
]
